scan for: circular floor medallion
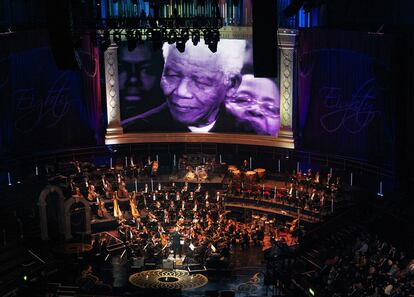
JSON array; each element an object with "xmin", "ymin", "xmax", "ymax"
[{"xmin": 129, "ymin": 269, "xmax": 208, "ymax": 290}]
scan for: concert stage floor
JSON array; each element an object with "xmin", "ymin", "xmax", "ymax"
[{"xmin": 48, "ymin": 244, "xmax": 269, "ymax": 296}]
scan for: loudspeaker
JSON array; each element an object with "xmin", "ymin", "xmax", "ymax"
[
  {"xmin": 252, "ymin": 0, "xmax": 278, "ymax": 77},
  {"xmin": 46, "ymin": 0, "xmax": 78, "ymax": 69}
]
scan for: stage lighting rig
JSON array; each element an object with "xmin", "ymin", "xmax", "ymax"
[
  {"xmin": 100, "ymin": 30, "xmax": 111, "ymax": 51},
  {"xmin": 146, "ymin": 28, "xmax": 164, "ymax": 50},
  {"xmin": 176, "ymin": 29, "xmax": 189, "ymax": 53},
  {"xmin": 126, "ymin": 30, "xmax": 137, "ymax": 51},
  {"xmin": 167, "ymin": 29, "xmax": 177, "ymax": 44},
  {"xmin": 191, "ymin": 29, "xmax": 200, "ymax": 46},
  {"xmin": 204, "ymin": 29, "xmax": 220, "ymax": 53},
  {"xmin": 112, "ymin": 30, "xmax": 122, "ymax": 46}
]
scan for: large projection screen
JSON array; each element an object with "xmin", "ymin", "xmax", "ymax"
[{"xmin": 104, "ymin": 27, "xmax": 296, "ymax": 148}]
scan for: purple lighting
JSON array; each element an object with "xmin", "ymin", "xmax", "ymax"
[{"xmin": 119, "ymin": 39, "xmax": 280, "ymax": 136}]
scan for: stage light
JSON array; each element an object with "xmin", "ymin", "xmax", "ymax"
[
  {"xmin": 176, "ymin": 29, "xmax": 189, "ymax": 53},
  {"xmin": 136, "ymin": 30, "xmax": 143, "ymax": 44},
  {"xmin": 23, "ymin": 275, "xmax": 28, "ymax": 281},
  {"xmin": 112, "ymin": 30, "xmax": 122, "ymax": 45},
  {"xmin": 203, "ymin": 29, "xmax": 211, "ymax": 45},
  {"xmin": 191, "ymin": 29, "xmax": 200, "ymax": 46},
  {"xmin": 204, "ymin": 29, "xmax": 219, "ymax": 53},
  {"xmin": 100, "ymin": 30, "xmax": 111, "ymax": 51},
  {"xmin": 126, "ymin": 30, "xmax": 137, "ymax": 51},
  {"xmin": 167, "ymin": 29, "xmax": 177, "ymax": 44},
  {"xmin": 150, "ymin": 29, "xmax": 164, "ymax": 50}
]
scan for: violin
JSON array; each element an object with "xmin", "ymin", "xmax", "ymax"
[
  {"xmin": 151, "ymin": 160, "xmax": 159, "ymax": 175},
  {"xmin": 87, "ymin": 185, "xmax": 99, "ymax": 202},
  {"xmin": 118, "ymin": 182, "xmax": 128, "ymax": 198},
  {"xmin": 97, "ymin": 201, "xmax": 108, "ymax": 218}
]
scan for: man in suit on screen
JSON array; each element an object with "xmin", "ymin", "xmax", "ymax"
[{"xmin": 160, "ymin": 40, "xmax": 245, "ymax": 133}]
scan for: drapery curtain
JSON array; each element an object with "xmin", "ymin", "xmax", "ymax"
[
  {"xmin": 0, "ymin": 30, "xmax": 95, "ymax": 156},
  {"xmin": 297, "ymin": 28, "xmax": 396, "ymax": 166},
  {"xmin": 80, "ymin": 33, "xmax": 103, "ymax": 144}
]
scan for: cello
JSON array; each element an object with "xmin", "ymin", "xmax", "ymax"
[
  {"xmin": 97, "ymin": 200, "xmax": 108, "ymax": 218},
  {"xmin": 151, "ymin": 160, "xmax": 159, "ymax": 176}
]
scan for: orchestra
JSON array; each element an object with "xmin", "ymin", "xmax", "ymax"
[{"xmin": 62, "ymin": 155, "xmax": 342, "ymax": 271}]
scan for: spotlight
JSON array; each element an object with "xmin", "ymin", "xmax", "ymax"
[
  {"xmin": 176, "ymin": 29, "xmax": 189, "ymax": 53},
  {"xmin": 205, "ymin": 29, "xmax": 219, "ymax": 53},
  {"xmin": 126, "ymin": 30, "xmax": 137, "ymax": 51},
  {"xmin": 100, "ymin": 30, "xmax": 111, "ymax": 51},
  {"xmin": 191, "ymin": 29, "xmax": 200, "ymax": 46},
  {"xmin": 136, "ymin": 30, "xmax": 143, "ymax": 44},
  {"xmin": 112, "ymin": 30, "xmax": 122, "ymax": 45},
  {"xmin": 167, "ymin": 29, "xmax": 177, "ymax": 44},
  {"xmin": 203, "ymin": 29, "xmax": 211, "ymax": 45},
  {"xmin": 147, "ymin": 29, "xmax": 163, "ymax": 51},
  {"xmin": 176, "ymin": 41, "xmax": 186, "ymax": 53},
  {"xmin": 208, "ymin": 42, "xmax": 218, "ymax": 53}
]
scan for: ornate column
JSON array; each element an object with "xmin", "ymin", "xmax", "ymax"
[
  {"xmin": 104, "ymin": 43, "xmax": 123, "ymax": 136},
  {"xmin": 278, "ymin": 28, "xmax": 298, "ymax": 141}
]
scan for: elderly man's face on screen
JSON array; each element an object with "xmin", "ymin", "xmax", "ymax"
[
  {"xmin": 226, "ymin": 74, "xmax": 280, "ymax": 136},
  {"xmin": 161, "ymin": 41, "xmax": 244, "ymax": 127}
]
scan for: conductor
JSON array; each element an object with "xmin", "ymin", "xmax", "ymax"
[{"xmin": 171, "ymin": 226, "xmax": 182, "ymax": 259}]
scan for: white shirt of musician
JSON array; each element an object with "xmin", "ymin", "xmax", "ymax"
[{"xmin": 289, "ymin": 187, "xmax": 293, "ymax": 196}]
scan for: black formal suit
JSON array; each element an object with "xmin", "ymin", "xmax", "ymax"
[
  {"xmin": 171, "ymin": 231, "xmax": 182, "ymax": 258},
  {"xmin": 123, "ymin": 103, "xmax": 258, "ymax": 134}
]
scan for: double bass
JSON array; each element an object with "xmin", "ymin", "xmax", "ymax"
[
  {"xmin": 151, "ymin": 160, "xmax": 159, "ymax": 176},
  {"xmin": 289, "ymin": 218, "xmax": 299, "ymax": 234},
  {"xmin": 97, "ymin": 200, "xmax": 108, "ymax": 218}
]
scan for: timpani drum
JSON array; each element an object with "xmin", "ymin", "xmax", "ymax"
[
  {"xmin": 254, "ymin": 168, "xmax": 266, "ymax": 180},
  {"xmin": 232, "ymin": 169, "xmax": 241, "ymax": 180},
  {"xmin": 228, "ymin": 165, "xmax": 237, "ymax": 173},
  {"xmin": 245, "ymin": 171, "xmax": 257, "ymax": 183}
]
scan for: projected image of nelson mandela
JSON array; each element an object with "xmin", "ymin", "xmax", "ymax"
[{"xmin": 160, "ymin": 40, "xmax": 245, "ymax": 133}]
